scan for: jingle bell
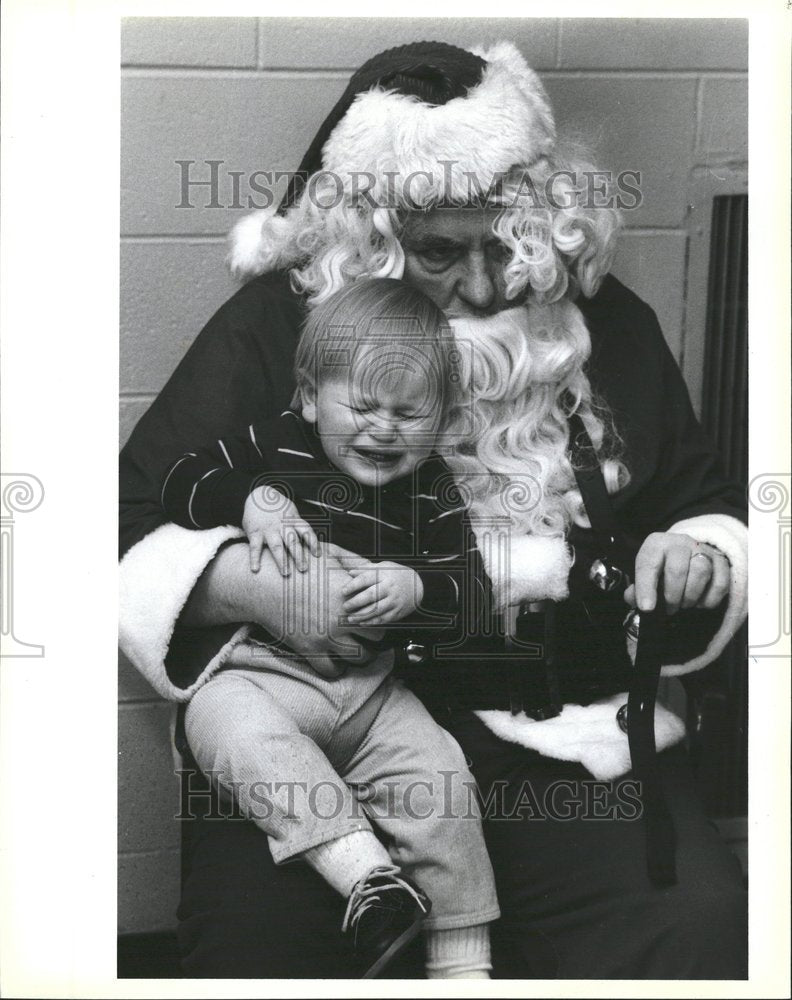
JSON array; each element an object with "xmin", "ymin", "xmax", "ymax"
[
  {"xmin": 404, "ymin": 641, "xmax": 428, "ymax": 666},
  {"xmin": 588, "ymin": 557, "xmax": 628, "ymax": 593}
]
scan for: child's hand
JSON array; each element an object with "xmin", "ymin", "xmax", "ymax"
[
  {"xmin": 341, "ymin": 559, "xmax": 424, "ymax": 625},
  {"xmin": 242, "ymin": 486, "xmax": 319, "ymax": 576}
]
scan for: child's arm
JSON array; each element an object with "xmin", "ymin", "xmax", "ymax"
[
  {"xmin": 413, "ymin": 495, "xmax": 493, "ymax": 636},
  {"xmin": 340, "ymin": 468, "xmax": 493, "ymax": 631},
  {"xmin": 161, "ymin": 425, "xmax": 318, "ymax": 575}
]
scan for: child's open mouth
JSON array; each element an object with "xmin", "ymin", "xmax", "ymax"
[{"xmin": 353, "ymin": 447, "xmax": 403, "ymax": 466}]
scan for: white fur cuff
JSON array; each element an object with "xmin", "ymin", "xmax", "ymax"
[
  {"xmin": 663, "ymin": 513, "xmax": 748, "ymax": 676},
  {"xmin": 476, "ymin": 529, "xmax": 572, "ymax": 609},
  {"xmin": 119, "ymin": 522, "xmax": 249, "ymax": 702}
]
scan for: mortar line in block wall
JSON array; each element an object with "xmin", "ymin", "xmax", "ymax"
[
  {"xmin": 690, "ymin": 162, "xmax": 748, "ymax": 179},
  {"xmin": 620, "ymin": 228, "xmax": 687, "ymax": 237},
  {"xmin": 121, "ymin": 66, "xmax": 355, "ymax": 78},
  {"xmin": 118, "ymin": 699, "xmax": 173, "ymax": 712},
  {"xmin": 120, "ymin": 392, "xmax": 157, "ymax": 401},
  {"xmin": 678, "ymin": 228, "xmax": 692, "ymax": 374},
  {"xmin": 554, "ymin": 20, "xmax": 563, "ymax": 69},
  {"xmin": 255, "ymin": 17, "xmax": 263, "ymax": 71},
  {"xmin": 541, "ymin": 70, "xmax": 747, "ymax": 80},
  {"xmin": 118, "ymin": 694, "xmax": 169, "ymax": 707},
  {"xmin": 121, "ymin": 235, "xmax": 227, "ymax": 243},
  {"xmin": 117, "ymin": 847, "xmax": 181, "ymax": 860},
  {"xmin": 693, "ymin": 75, "xmax": 705, "ymax": 157},
  {"xmin": 121, "ymin": 65, "xmax": 260, "ymax": 75}
]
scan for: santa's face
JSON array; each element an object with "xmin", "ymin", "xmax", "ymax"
[{"xmin": 401, "ymin": 207, "xmax": 522, "ymax": 319}]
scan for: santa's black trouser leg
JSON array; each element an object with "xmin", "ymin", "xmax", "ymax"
[{"xmin": 443, "ymin": 712, "xmax": 747, "ymax": 980}]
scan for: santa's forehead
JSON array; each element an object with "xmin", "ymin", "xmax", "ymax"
[{"xmin": 401, "ymin": 207, "xmax": 503, "ymax": 242}]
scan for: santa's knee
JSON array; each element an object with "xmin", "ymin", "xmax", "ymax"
[{"xmin": 643, "ymin": 875, "xmax": 747, "ymax": 978}]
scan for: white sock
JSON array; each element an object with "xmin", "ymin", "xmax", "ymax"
[
  {"xmin": 301, "ymin": 831, "xmax": 392, "ymax": 898},
  {"xmin": 425, "ymin": 923, "xmax": 492, "ymax": 979}
]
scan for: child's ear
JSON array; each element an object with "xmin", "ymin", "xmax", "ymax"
[{"xmin": 300, "ymin": 381, "xmax": 318, "ymax": 424}]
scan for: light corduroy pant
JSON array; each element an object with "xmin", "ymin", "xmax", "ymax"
[{"xmin": 184, "ymin": 648, "xmax": 500, "ymax": 930}]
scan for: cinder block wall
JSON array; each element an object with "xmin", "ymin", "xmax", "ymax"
[{"xmin": 119, "ymin": 16, "xmax": 748, "ymax": 934}]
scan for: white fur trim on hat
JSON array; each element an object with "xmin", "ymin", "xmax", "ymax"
[
  {"xmin": 227, "ymin": 208, "xmax": 287, "ymax": 283},
  {"xmin": 322, "ymin": 41, "xmax": 555, "ymax": 206}
]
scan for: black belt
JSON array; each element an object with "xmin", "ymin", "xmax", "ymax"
[{"xmin": 399, "ymin": 598, "xmax": 635, "ymax": 720}]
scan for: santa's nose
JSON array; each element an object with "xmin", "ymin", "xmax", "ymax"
[{"xmin": 454, "ymin": 252, "xmax": 498, "ymax": 315}]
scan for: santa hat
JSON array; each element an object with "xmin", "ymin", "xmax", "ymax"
[
  {"xmin": 229, "ymin": 40, "xmax": 557, "ymax": 277},
  {"xmin": 290, "ymin": 39, "xmax": 554, "ymax": 207}
]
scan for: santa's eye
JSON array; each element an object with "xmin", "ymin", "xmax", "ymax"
[
  {"xmin": 407, "ymin": 241, "xmax": 463, "ymax": 272},
  {"xmin": 486, "ymin": 240, "xmax": 512, "ymax": 263}
]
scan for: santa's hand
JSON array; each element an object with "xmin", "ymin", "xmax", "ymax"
[{"xmin": 625, "ymin": 532, "xmax": 730, "ymax": 615}]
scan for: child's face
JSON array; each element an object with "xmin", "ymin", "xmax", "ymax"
[{"xmin": 302, "ymin": 359, "xmax": 443, "ymax": 486}]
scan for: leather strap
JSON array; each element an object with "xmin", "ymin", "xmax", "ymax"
[
  {"xmin": 568, "ymin": 413, "xmax": 678, "ymax": 887},
  {"xmin": 568, "ymin": 413, "xmax": 620, "ymax": 540},
  {"xmin": 628, "ymin": 596, "xmax": 678, "ymax": 887}
]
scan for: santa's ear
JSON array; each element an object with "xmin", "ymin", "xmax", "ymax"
[{"xmin": 299, "ymin": 380, "xmax": 318, "ymax": 423}]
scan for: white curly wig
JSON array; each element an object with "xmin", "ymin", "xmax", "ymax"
[{"xmin": 227, "ymin": 41, "xmax": 621, "ymax": 308}]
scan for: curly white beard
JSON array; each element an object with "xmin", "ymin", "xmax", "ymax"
[{"xmin": 444, "ymin": 300, "xmax": 628, "ymax": 608}]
